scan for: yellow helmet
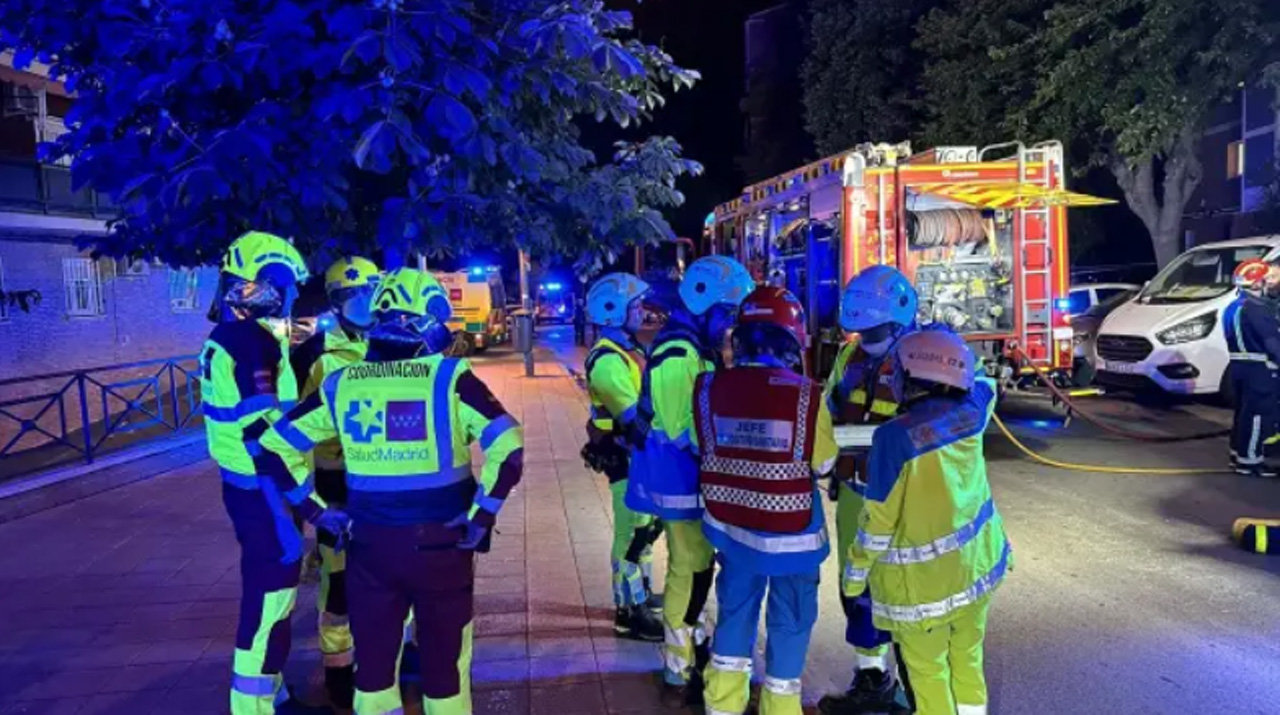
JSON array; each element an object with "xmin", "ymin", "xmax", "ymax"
[
  {"xmin": 324, "ymin": 256, "xmax": 381, "ymax": 294},
  {"xmin": 221, "ymin": 231, "xmax": 309, "ymax": 284},
  {"xmin": 372, "ymin": 268, "xmax": 452, "ymax": 322}
]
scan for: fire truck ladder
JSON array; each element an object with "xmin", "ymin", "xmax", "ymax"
[{"xmin": 981, "ymin": 141, "xmax": 1053, "ymax": 367}]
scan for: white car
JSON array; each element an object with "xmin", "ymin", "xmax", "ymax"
[{"xmin": 1094, "ymin": 235, "xmax": 1280, "ymax": 399}]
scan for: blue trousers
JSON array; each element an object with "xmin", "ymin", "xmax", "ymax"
[{"xmin": 705, "ymin": 553, "xmax": 819, "ymax": 713}]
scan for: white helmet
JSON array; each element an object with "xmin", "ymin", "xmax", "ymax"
[{"xmin": 894, "ymin": 329, "xmax": 975, "ymax": 392}]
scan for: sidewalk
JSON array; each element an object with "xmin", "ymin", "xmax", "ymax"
[{"xmin": 0, "ymin": 359, "xmax": 674, "ymax": 715}]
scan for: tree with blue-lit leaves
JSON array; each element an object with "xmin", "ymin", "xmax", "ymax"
[{"xmin": 0, "ymin": 0, "xmax": 702, "ymax": 270}]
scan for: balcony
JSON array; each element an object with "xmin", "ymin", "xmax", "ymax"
[{"xmin": 0, "ymin": 158, "xmax": 117, "ymax": 219}]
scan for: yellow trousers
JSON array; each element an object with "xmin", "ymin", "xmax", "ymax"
[
  {"xmin": 661, "ymin": 518, "xmax": 714, "ymax": 683},
  {"xmin": 894, "ymin": 599, "xmax": 992, "ymax": 715}
]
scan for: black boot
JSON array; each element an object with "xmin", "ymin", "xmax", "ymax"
[
  {"xmin": 614, "ymin": 605, "xmax": 664, "ymax": 642},
  {"xmin": 817, "ymin": 669, "xmax": 910, "ymax": 714},
  {"xmin": 324, "ymin": 664, "xmax": 354, "ymax": 711}
]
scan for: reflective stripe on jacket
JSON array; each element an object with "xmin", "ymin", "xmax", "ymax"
[
  {"xmin": 201, "ymin": 319, "xmax": 300, "ymax": 480},
  {"xmin": 257, "ymin": 354, "xmax": 523, "ymax": 526},
  {"xmin": 292, "ymin": 327, "xmax": 368, "ymax": 471},
  {"xmin": 628, "ymin": 333, "xmax": 715, "ymax": 520},
  {"xmin": 847, "ymin": 377, "xmax": 1010, "ymax": 632},
  {"xmin": 586, "ymin": 336, "xmax": 643, "ymax": 433},
  {"xmin": 694, "ymin": 364, "xmax": 837, "ymax": 575},
  {"xmin": 823, "ymin": 338, "xmax": 904, "ymax": 492}
]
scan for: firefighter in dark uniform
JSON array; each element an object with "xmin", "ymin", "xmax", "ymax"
[
  {"xmin": 200, "ymin": 230, "xmax": 350, "ymax": 714},
  {"xmin": 1224, "ymin": 259, "xmax": 1280, "ymax": 478},
  {"xmin": 289, "ymin": 256, "xmax": 381, "ymax": 709}
]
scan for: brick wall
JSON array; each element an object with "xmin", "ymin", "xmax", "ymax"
[{"xmin": 0, "ymin": 236, "xmax": 218, "ymax": 466}]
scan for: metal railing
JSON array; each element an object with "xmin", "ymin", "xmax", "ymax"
[
  {"xmin": 0, "ymin": 355, "xmax": 201, "ymax": 471},
  {"xmin": 0, "ymin": 157, "xmax": 117, "ymax": 218}
]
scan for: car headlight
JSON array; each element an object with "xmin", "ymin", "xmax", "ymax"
[{"xmin": 1156, "ymin": 312, "xmax": 1217, "ymax": 345}]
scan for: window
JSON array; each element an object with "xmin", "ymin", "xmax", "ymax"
[
  {"xmin": 169, "ymin": 268, "xmax": 199, "ymax": 312},
  {"xmin": 62, "ymin": 257, "xmax": 105, "ymax": 317},
  {"xmin": 0, "ymin": 257, "xmax": 7, "ymax": 321},
  {"xmin": 1227, "ymin": 140, "xmax": 1245, "ymax": 179}
]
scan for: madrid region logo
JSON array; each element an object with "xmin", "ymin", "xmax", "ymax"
[{"xmin": 344, "ymin": 399, "xmax": 385, "ymax": 443}]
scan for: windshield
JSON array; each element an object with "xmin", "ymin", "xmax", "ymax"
[
  {"xmin": 1085, "ymin": 289, "xmax": 1136, "ymax": 317},
  {"xmin": 1139, "ymin": 246, "xmax": 1270, "ymax": 304}
]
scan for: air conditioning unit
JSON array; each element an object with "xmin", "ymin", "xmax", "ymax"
[
  {"xmin": 1, "ymin": 83, "xmax": 40, "ymax": 118},
  {"xmin": 117, "ymin": 258, "xmax": 150, "ymax": 277}
]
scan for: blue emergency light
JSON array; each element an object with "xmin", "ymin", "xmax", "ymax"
[
  {"xmin": 1054, "ymin": 298, "xmax": 1072, "ymax": 311},
  {"xmin": 546, "ymin": 282, "xmax": 563, "ymax": 291},
  {"xmin": 469, "ymin": 267, "xmax": 485, "ymax": 276}
]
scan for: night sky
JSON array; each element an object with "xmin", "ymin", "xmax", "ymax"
[{"xmin": 612, "ymin": 0, "xmax": 782, "ymax": 239}]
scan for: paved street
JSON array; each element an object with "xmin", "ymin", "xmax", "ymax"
[{"xmin": 1, "ymin": 331, "xmax": 1279, "ymax": 714}]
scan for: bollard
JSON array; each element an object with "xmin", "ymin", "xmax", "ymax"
[{"xmin": 513, "ymin": 311, "xmax": 535, "ymax": 377}]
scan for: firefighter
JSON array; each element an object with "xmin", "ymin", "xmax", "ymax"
[
  {"xmin": 1224, "ymin": 259, "xmax": 1280, "ymax": 478},
  {"xmin": 289, "ymin": 256, "xmax": 381, "ymax": 709},
  {"xmin": 200, "ymin": 230, "xmax": 350, "ymax": 714},
  {"xmin": 819, "ymin": 265, "xmax": 917, "ymax": 715},
  {"xmin": 626, "ymin": 255, "xmax": 755, "ymax": 703},
  {"xmin": 841, "ymin": 328, "xmax": 1011, "ymax": 715},
  {"xmin": 254, "ymin": 267, "xmax": 524, "ymax": 715},
  {"xmin": 695, "ymin": 286, "xmax": 837, "ymax": 715},
  {"xmin": 581, "ymin": 272, "xmax": 665, "ymax": 641}
]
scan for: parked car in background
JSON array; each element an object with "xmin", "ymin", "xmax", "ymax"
[
  {"xmin": 1070, "ymin": 287, "xmax": 1140, "ymax": 385},
  {"xmin": 1061, "ymin": 282, "xmax": 1141, "ymax": 317},
  {"xmin": 1094, "ymin": 236, "xmax": 1280, "ymax": 400}
]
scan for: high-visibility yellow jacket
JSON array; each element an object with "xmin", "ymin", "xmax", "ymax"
[
  {"xmin": 843, "ymin": 377, "xmax": 1011, "ymax": 633},
  {"xmin": 256, "ymin": 353, "xmax": 523, "ymax": 527},
  {"xmin": 586, "ymin": 333, "xmax": 643, "ymax": 434},
  {"xmin": 290, "ymin": 327, "xmax": 368, "ymax": 473},
  {"xmin": 627, "ymin": 323, "xmax": 717, "ymax": 520},
  {"xmin": 201, "ymin": 319, "xmax": 318, "ymax": 508}
]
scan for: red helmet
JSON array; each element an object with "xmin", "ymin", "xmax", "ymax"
[
  {"xmin": 1234, "ymin": 259, "xmax": 1273, "ymax": 291},
  {"xmin": 736, "ymin": 285, "xmax": 808, "ymax": 352}
]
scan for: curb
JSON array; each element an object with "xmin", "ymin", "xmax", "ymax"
[{"xmin": 0, "ymin": 431, "xmax": 209, "ymax": 524}]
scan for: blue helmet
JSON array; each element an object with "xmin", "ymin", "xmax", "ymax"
[
  {"xmin": 840, "ymin": 265, "xmax": 918, "ymax": 332},
  {"xmin": 587, "ymin": 273, "xmax": 651, "ymax": 327},
  {"xmin": 678, "ymin": 256, "xmax": 755, "ymax": 317}
]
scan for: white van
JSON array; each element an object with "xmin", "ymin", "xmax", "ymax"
[{"xmin": 1094, "ymin": 235, "xmax": 1280, "ymax": 399}]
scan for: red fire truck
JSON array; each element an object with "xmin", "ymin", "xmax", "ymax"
[{"xmin": 705, "ymin": 140, "xmax": 1115, "ymax": 377}]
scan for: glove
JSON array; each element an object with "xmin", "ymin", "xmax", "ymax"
[
  {"xmin": 311, "ymin": 508, "xmax": 352, "ymax": 552},
  {"xmin": 445, "ymin": 512, "xmax": 489, "ymax": 551}
]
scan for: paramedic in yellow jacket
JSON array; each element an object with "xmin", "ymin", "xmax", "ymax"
[
  {"xmin": 626, "ymin": 255, "xmax": 756, "ymax": 705},
  {"xmin": 819, "ymin": 266, "xmax": 917, "ymax": 715},
  {"xmin": 582, "ymin": 272, "xmax": 664, "ymax": 642},
  {"xmin": 254, "ymin": 268, "xmax": 524, "ymax": 715},
  {"xmin": 842, "ymin": 328, "xmax": 1011, "ymax": 715},
  {"xmin": 201, "ymin": 231, "xmax": 351, "ymax": 715},
  {"xmin": 289, "ymin": 256, "xmax": 381, "ymax": 709}
]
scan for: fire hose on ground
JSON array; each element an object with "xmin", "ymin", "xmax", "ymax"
[{"xmin": 993, "ymin": 347, "xmax": 1231, "ymax": 475}]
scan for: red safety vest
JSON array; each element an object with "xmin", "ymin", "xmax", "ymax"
[
  {"xmin": 694, "ymin": 367, "xmax": 822, "ymax": 534},
  {"xmin": 832, "ymin": 344, "xmax": 900, "ymax": 485}
]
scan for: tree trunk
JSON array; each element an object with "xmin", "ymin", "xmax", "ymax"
[{"xmin": 1108, "ymin": 124, "xmax": 1204, "ymax": 268}]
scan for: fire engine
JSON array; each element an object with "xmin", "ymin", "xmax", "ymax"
[{"xmin": 705, "ymin": 140, "xmax": 1115, "ymax": 378}]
